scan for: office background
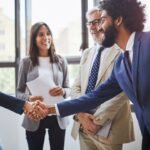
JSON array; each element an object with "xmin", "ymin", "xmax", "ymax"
[{"xmin": 0, "ymin": 0, "xmax": 149, "ymax": 149}]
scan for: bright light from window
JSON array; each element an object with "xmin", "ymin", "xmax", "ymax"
[{"xmin": 31, "ymin": 0, "xmax": 82, "ymax": 56}]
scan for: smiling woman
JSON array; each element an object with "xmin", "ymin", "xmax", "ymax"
[
  {"xmin": 30, "ymin": 0, "xmax": 82, "ymax": 57},
  {"xmin": 16, "ymin": 22, "xmax": 71, "ymax": 150}
]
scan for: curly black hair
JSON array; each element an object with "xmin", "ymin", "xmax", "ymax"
[{"xmin": 99, "ymin": 0, "xmax": 146, "ymax": 32}]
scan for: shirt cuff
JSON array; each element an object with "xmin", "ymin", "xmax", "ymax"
[{"xmin": 55, "ymin": 104, "xmax": 60, "ymax": 116}]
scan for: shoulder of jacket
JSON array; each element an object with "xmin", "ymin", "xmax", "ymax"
[
  {"xmin": 83, "ymin": 47, "xmax": 93, "ymax": 54},
  {"xmin": 110, "ymin": 44, "xmax": 120, "ymax": 52},
  {"xmin": 20, "ymin": 56, "xmax": 32, "ymax": 66},
  {"xmin": 56, "ymin": 55, "xmax": 68, "ymax": 73},
  {"xmin": 57, "ymin": 55, "xmax": 67, "ymax": 64},
  {"xmin": 21, "ymin": 56, "xmax": 30, "ymax": 62},
  {"xmin": 82, "ymin": 47, "xmax": 94, "ymax": 58}
]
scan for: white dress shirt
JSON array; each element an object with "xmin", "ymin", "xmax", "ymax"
[{"xmin": 124, "ymin": 32, "xmax": 136, "ymax": 63}]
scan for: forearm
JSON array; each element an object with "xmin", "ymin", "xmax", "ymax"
[
  {"xmin": 0, "ymin": 92, "xmax": 25, "ymax": 114},
  {"xmin": 47, "ymin": 104, "xmax": 57, "ymax": 114},
  {"xmin": 49, "ymin": 72, "xmax": 122, "ymax": 117}
]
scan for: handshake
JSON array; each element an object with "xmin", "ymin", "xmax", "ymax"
[{"xmin": 23, "ymin": 96, "xmax": 56, "ymax": 120}]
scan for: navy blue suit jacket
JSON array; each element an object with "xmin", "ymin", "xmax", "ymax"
[
  {"xmin": 0, "ymin": 92, "xmax": 25, "ymax": 114},
  {"xmin": 58, "ymin": 31, "xmax": 150, "ymax": 135}
]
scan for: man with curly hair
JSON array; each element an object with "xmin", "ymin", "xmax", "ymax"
[
  {"xmin": 71, "ymin": 7, "xmax": 134, "ymax": 150},
  {"xmin": 48, "ymin": 0, "xmax": 150, "ymax": 149}
]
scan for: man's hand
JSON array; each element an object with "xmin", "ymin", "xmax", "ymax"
[
  {"xmin": 49, "ymin": 86, "xmax": 64, "ymax": 96},
  {"xmin": 77, "ymin": 112, "xmax": 102, "ymax": 135},
  {"xmin": 23, "ymin": 101, "xmax": 49, "ymax": 120}
]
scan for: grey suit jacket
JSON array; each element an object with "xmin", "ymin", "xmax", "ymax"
[
  {"xmin": 71, "ymin": 44, "xmax": 135, "ymax": 144},
  {"xmin": 16, "ymin": 56, "xmax": 70, "ymax": 131}
]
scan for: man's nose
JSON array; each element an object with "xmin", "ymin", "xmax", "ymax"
[{"xmin": 96, "ymin": 23, "xmax": 101, "ymax": 31}]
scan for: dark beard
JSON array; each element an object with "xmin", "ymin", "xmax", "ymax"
[{"xmin": 102, "ymin": 24, "xmax": 117, "ymax": 47}]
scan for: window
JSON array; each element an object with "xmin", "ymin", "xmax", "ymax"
[
  {"xmin": 0, "ymin": 30, "xmax": 5, "ymax": 35},
  {"xmin": 88, "ymin": 0, "xmax": 95, "ymax": 47},
  {"xmin": 0, "ymin": 0, "xmax": 15, "ymax": 94},
  {"xmin": 0, "ymin": 43, "xmax": 5, "ymax": 51},
  {"xmin": 0, "ymin": 68, "xmax": 15, "ymax": 94},
  {"xmin": 142, "ymin": 0, "xmax": 150, "ymax": 31},
  {"xmin": 0, "ymin": 0, "xmax": 15, "ymax": 62},
  {"xmin": 20, "ymin": 0, "xmax": 26, "ymax": 58},
  {"xmin": 24, "ymin": 0, "xmax": 83, "ymax": 85},
  {"xmin": 26, "ymin": 0, "xmax": 82, "ymax": 57}
]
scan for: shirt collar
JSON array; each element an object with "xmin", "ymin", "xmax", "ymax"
[
  {"xmin": 95, "ymin": 43, "xmax": 103, "ymax": 52},
  {"xmin": 95, "ymin": 43, "xmax": 100, "ymax": 48},
  {"xmin": 126, "ymin": 32, "xmax": 136, "ymax": 52}
]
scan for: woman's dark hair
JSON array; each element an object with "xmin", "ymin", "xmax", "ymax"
[
  {"xmin": 99, "ymin": 0, "xmax": 146, "ymax": 32},
  {"xmin": 29, "ymin": 22, "xmax": 59, "ymax": 66}
]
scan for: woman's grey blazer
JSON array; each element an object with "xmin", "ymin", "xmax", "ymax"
[{"xmin": 16, "ymin": 56, "xmax": 70, "ymax": 131}]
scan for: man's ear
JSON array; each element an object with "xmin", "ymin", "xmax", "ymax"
[{"xmin": 115, "ymin": 16, "xmax": 123, "ymax": 26}]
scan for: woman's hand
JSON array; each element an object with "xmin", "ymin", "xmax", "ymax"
[
  {"xmin": 29, "ymin": 96, "xmax": 43, "ymax": 102},
  {"xmin": 49, "ymin": 86, "xmax": 65, "ymax": 96}
]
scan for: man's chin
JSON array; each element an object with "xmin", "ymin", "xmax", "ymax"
[
  {"xmin": 101, "ymin": 37, "xmax": 115, "ymax": 47},
  {"xmin": 92, "ymin": 35, "xmax": 97, "ymax": 41},
  {"xmin": 95, "ymin": 39, "xmax": 102, "ymax": 45},
  {"xmin": 102, "ymin": 41, "xmax": 114, "ymax": 47}
]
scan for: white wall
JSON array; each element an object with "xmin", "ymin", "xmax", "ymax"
[{"xmin": 0, "ymin": 108, "xmax": 142, "ymax": 150}]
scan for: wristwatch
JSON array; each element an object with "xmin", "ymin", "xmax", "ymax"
[
  {"xmin": 73, "ymin": 114, "xmax": 79, "ymax": 122},
  {"xmin": 47, "ymin": 105, "xmax": 56, "ymax": 114}
]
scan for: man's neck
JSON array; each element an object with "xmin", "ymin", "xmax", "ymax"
[{"xmin": 116, "ymin": 29, "xmax": 132, "ymax": 51}]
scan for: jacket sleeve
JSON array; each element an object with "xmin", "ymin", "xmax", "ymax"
[
  {"xmin": 57, "ymin": 68, "xmax": 122, "ymax": 117},
  {"xmin": 16, "ymin": 58, "xmax": 30, "ymax": 101},
  {"xmin": 0, "ymin": 92, "xmax": 25, "ymax": 114}
]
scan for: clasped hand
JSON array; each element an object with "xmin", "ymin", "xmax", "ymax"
[
  {"xmin": 77, "ymin": 112, "xmax": 102, "ymax": 135},
  {"xmin": 23, "ymin": 96, "xmax": 50, "ymax": 121}
]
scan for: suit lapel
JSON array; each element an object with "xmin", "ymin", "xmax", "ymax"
[
  {"xmin": 121, "ymin": 53, "xmax": 133, "ymax": 88},
  {"xmin": 81, "ymin": 47, "xmax": 95, "ymax": 92},
  {"xmin": 132, "ymin": 32, "xmax": 141, "ymax": 98},
  {"xmin": 96, "ymin": 45, "xmax": 120, "ymax": 86}
]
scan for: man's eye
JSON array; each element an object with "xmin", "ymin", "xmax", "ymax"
[{"xmin": 94, "ymin": 21, "xmax": 99, "ymax": 24}]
